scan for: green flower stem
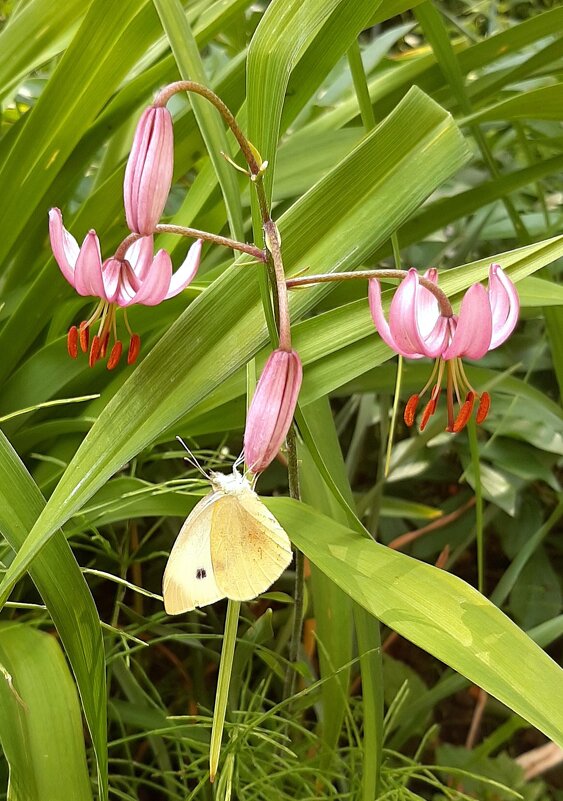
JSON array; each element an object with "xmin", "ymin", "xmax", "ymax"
[
  {"xmin": 467, "ymin": 418, "xmax": 484, "ymax": 595},
  {"xmin": 209, "ymin": 599, "xmax": 241, "ymax": 783},
  {"xmin": 286, "ymin": 268, "xmax": 454, "ymax": 318}
]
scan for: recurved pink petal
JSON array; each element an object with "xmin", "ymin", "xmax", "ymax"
[
  {"xmin": 48, "ymin": 208, "xmax": 79, "ymax": 286},
  {"xmin": 417, "ymin": 268, "xmax": 441, "ymax": 337},
  {"xmin": 73, "ymin": 232, "xmax": 104, "ymax": 298},
  {"xmin": 442, "ymin": 283, "xmax": 493, "ymax": 360},
  {"xmin": 128, "ymin": 250, "xmax": 173, "ymax": 306},
  {"xmin": 244, "ymin": 349, "xmax": 302, "ymax": 474},
  {"xmin": 488, "ymin": 264, "xmax": 520, "ymax": 349},
  {"xmin": 389, "ymin": 269, "xmax": 434, "ymax": 357},
  {"xmin": 101, "ymin": 258, "xmax": 122, "ymax": 304},
  {"xmin": 368, "ymin": 279, "xmax": 408, "ymax": 355},
  {"xmin": 124, "ymin": 106, "xmax": 174, "ymax": 235},
  {"xmin": 165, "ymin": 239, "xmax": 202, "ymax": 299},
  {"xmin": 126, "ymin": 235, "xmax": 155, "ymax": 281}
]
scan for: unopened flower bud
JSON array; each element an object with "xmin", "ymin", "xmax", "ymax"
[
  {"xmin": 244, "ymin": 349, "xmax": 302, "ymax": 474},
  {"xmin": 124, "ymin": 106, "xmax": 174, "ymax": 235}
]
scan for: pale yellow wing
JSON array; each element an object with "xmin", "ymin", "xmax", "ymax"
[
  {"xmin": 162, "ymin": 493, "xmax": 224, "ymax": 614},
  {"xmin": 210, "ymin": 489, "xmax": 293, "ymax": 601}
]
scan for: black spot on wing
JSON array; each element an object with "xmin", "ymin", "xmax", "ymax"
[{"xmin": 196, "ymin": 568, "xmax": 207, "ymax": 580}]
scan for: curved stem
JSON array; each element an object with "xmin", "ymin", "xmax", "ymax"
[
  {"xmin": 114, "ymin": 232, "xmax": 142, "ymax": 261},
  {"xmin": 155, "ymin": 224, "xmax": 266, "ymax": 261},
  {"xmin": 153, "ymin": 80, "xmax": 261, "ymax": 175},
  {"xmin": 286, "ymin": 269, "xmax": 454, "ymax": 318},
  {"xmin": 114, "ymin": 227, "xmax": 266, "ymax": 263}
]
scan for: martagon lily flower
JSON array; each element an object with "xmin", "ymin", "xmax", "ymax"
[
  {"xmin": 49, "ymin": 208, "xmax": 202, "ymax": 369},
  {"xmin": 369, "ymin": 264, "xmax": 519, "ymax": 432},
  {"xmin": 244, "ymin": 348, "xmax": 303, "ymax": 474}
]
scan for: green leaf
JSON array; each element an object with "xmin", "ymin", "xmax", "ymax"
[
  {"xmin": 268, "ymin": 497, "xmax": 563, "ymax": 745},
  {"xmin": 0, "ymin": 432, "xmax": 107, "ymax": 800},
  {"xmin": 462, "ymin": 85, "xmax": 563, "ymax": 125},
  {"xmin": 0, "ymin": 623, "xmax": 93, "ymax": 801},
  {"xmin": 0, "ymin": 86, "xmax": 469, "ymax": 606}
]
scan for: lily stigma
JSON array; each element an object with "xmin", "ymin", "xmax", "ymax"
[
  {"xmin": 369, "ymin": 264, "xmax": 519, "ymax": 432},
  {"xmin": 49, "ymin": 208, "xmax": 202, "ymax": 369}
]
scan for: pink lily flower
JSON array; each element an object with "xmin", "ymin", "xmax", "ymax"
[
  {"xmin": 244, "ymin": 348, "xmax": 303, "ymax": 474},
  {"xmin": 369, "ymin": 264, "xmax": 519, "ymax": 432},
  {"xmin": 124, "ymin": 105, "xmax": 174, "ymax": 235},
  {"xmin": 49, "ymin": 208, "xmax": 202, "ymax": 369}
]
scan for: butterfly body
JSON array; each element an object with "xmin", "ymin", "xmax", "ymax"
[{"xmin": 163, "ymin": 470, "xmax": 293, "ymax": 614}]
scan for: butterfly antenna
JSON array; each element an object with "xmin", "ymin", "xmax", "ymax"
[{"xmin": 176, "ymin": 436, "xmax": 210, "ymax": 480}]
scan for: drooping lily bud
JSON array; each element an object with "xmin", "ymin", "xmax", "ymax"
[
  {"xmin": 124, "ymin": 106, "xmax": 174, "ymax": 235},
  {"xmin": 244, "ymin": 349, "xmax": 303, "ymax": 474}
]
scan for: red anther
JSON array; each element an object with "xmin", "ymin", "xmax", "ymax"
[
  {"xmin": 100, "ymin": 332, "xmax": 110, "ymax": 359},
  {"xmin": 127, "ymin": 333, "xmax": 141, "ymax": 365},
  {"xmin": 67, "ymin": 326, "xmax": 78, "ymax": 359},
  {"xmin": 89, "ymin": 335, "xmax": 101, "ymax": 368},
  {"xmin": 420, "ymin": 398, "xmax": 438, "ymax": 431},
  {"xmin": 404, "ymin": 394, "xmax": 420, "ymax": 427},
  {"xmin": 107, "ymin": 341, "xmax": 123, "ymax": 370},
  {"xmin": 476, "ymin": 391, "xmax": 491, "ymax": 424},
  {"xmin": 78, "ymin": 321, "xmax": 89, "ymax": 353},
  {"xmin": 452, "ymin": 391, "xmax": 476, "ymax": 433}
]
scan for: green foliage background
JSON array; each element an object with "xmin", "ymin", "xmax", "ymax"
[{"xmin": 0, "ymin": 0, "xmax": 562, "ymax": 799}]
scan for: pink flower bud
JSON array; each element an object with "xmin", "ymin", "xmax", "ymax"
[
  {"xmin": 124, "ymin": 106, "xmax": 174, "ymax": 235},
  {"xmin": 244, "ymin": 349, "xmax": 303, "ymax": 474}
]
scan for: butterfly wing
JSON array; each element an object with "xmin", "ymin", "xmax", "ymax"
[
  {"xmin": 162, "ymin": 492, "xmax": 224, "ymax": 614},
  {"xmin": 210, "ymin": 487, "xmax": 293, "ymax": 601}
]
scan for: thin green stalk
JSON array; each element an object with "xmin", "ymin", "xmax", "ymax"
[
  {"xmin": 209, "ymin": 600, "xmax": 241, "ymax": 782},
  {"xmin": 466, "ymin": 418, "xmax": 484, "ymax": 594},
  {"xmin": 283, "ymin": 425, "xmax": 303, "ymax": 701},
  {"xmin": 347, "ymin": 37, "xmax": 385, "ymax": 800},
  {"xmin": 347, "ymin": 39, "xmax": 376, "ymax": 130}
]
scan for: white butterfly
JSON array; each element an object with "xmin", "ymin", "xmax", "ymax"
[{"xmin": 163, "ymin": 468, "xmax": 293, "ymax": 614}]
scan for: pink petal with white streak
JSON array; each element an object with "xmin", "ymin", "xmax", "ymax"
[
  {"xmin": 368, "ymin": 279, "xmax": 412, "ymax": 356},
  {"xmin": 48, "ymin": 208, "xmax": 79, "ymax": 285},
  {"xmin": 442, "ymin": 283, "xmax": 493, "ymax": 360},
  {"xmin": 488, "ymin": 264, "xmax": 520, "ymax": 349},
  {"xmin": 389, "ymin": 269, "xmax": 431, "ymax": 357},
  {"xmin": 129, "ymin": 250, "xmax": 173, "ymax": 306},
  {"xmin": 165, "ymin": 239, "xmax": 202, "ymax": 299},
  {"xmin": 73, "ymin": 232, "xmax": 104, "ymax": 297},
  {"xmin": 126, "ymin": 235, "xmax": 155, "ymax": 282}
]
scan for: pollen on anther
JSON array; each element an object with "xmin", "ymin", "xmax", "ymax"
[
  {"xmin": 419, "ymin": 398, "xmax": 437, "ymax": 431},
  {"xmin": 476, "ymin": 391, "xmax": 491, "ymax": 424},
  {"xmin": 78, "ymin": 322, "xmax": 89, "ymax": 353},
  {"xmin": 452, "ymin": 391, "xmax": 476, "ymax": 433},
  {"xmin": 67, "ymin": 326, "xmax": 78, "ymax": 359},
  {"xmin": 404, "ymin": 394, "xmax": 419, "ymax": 427},
  {"xmin": 107, "ymin": 341, "xmax": 123, "ymax": 370},
  {"xmin": 89, "ymin": 335, "xmax": 101, "ymax": 368},
  {"xmin": 127, "ymin": 334, "xmax": 141, "ymax": 365}
]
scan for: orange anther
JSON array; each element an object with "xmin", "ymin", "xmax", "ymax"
[
  {"xmin": 78, "ymin": 321, "xmax": 89, "ymax": 353},
  {"xmin": 404, "ymin": 395, "xmax": 420, "ymax": 427},
  {"xmin": 127, "ymin": 334, "xmax": 141, "ymax": 365},
  {"xmin": 89, "ymin": 335, "xmax": 101, "ymax": 367},
  {"xmin": 107, "ymin": 341, "xmax": 123, "ymax": 370},
  {"xmin": 420, "ymin": 397, "xmax": 438, "ymax": 431},
  {"xmin": 67, "ymin": 326, "xmax": 78, "ymax": 359},
  {"xmin": 452, "ymin": 391, "xmax": 475, "ymax": 433},
  {"xmin": 476, "ymin": 391, "xmax": 491, "ymax": 424}
]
